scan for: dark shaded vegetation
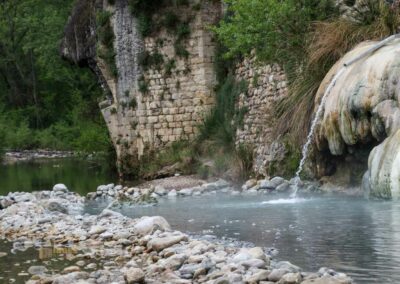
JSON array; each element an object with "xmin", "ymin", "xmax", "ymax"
[
  {"xmin": 96, "ymin": 10, "xmax": 118, "ymax": 77},
  {"xmin": 0, "ymin": 0, "xmax": 112, "ymax": 157}
]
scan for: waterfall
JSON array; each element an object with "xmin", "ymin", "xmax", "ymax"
[
  {"xmin": 291, "ymin": 33, "xmax": 400, "ymax": 198},
  {"xmin": 291, "ymin": 67, "xmax": 346, "ymax": 197}
]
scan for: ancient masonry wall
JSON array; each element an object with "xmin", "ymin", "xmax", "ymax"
[
  {"xmin": 99, "ymin": 1, "xmax": 222, "ymax": 171},
  {"xmin": 235, "ymin": 57, "xmax": 288, "ymax": 177}
]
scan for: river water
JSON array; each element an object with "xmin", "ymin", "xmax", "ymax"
[
  {"xmin": 0, "ymin": 157, "xmax": 117, "ymax": 196},
  {"xmin": 1, "ymin": 159, "xmax": 400, "ymax": 283},
  {"xmin": 88, "ymin": 194, "xmax": 400, "ymax": 283}
]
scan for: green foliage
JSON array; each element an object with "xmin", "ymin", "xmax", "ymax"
[
  {"xmin": 164, "ymin": 59, "xmax": 176, "ymax": 76},
  {"xmin": 163, "ymin": 11, "xmax": 180, "ymax": 30},
  {"xmin": 174, "ymin": 43, "xmax": 190, "ymax": 59},
  {"xmin": 176, "ymin": 23, "xmax": 191, "ymax": 40},
  {"xmin": 128, "ymin": 0, "xmax": 164, "ymax": 36},
  {"xmin": 138, "ymin": 141, "xmax": 196, "ymax": 179},
  {"xmin": 96, "ymin": 10, "xmax": 112, "ymax": 27},
  {"xmin": 0, "ymin": 113, "xmax": 111, "ymax": 153},
  {"xmin": 96, "ymin": 10, "xmax": 118, "ymax": 78},
  {"xmin": 129, "ymin": 98, "xmax": 137, "ymax": 109},
  {"xmin": 138, "ymin": 50, "xmax": 164, "ymax": 70},
  {"xmin": 194, "ymin": 75, "xmax": 253, "ymax": 181},
  {"xmin": 269, "ymin": 138, "xmax": 301, "ymax": 178},
  {"xmin": 198, "ymin": 76, "xmax": 247, "ymax": 146},
  {"xmin": 236, "ymin": 143, "xmax": 254, "ymax": 180},
  {"xmin": 0, "ymin": 0, "xmax": 112, "ymax": 153},
  {"xmin": 214, "ymin": 0, "xmax": 338, "ymax": 78},
  {"xmin": 138, "ymin": 76, "xmax": 149, "ymax": 94}
]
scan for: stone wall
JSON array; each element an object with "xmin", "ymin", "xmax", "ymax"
[
  {"xmin": 235, "ymin": 57, "xmax": 288, "ymax": 177},
  {"xmin": 97, "ymin": 1, "xmax": 222, "ymax": 175}
]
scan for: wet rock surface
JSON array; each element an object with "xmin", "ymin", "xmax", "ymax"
[{"xmin": 0, "ymin": 183, "xmax": 352, "ymax": 283}]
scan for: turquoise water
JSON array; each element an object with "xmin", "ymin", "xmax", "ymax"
[{"xmin": 87, "ymin": 194, "xmax": 400, "ymax": 283}]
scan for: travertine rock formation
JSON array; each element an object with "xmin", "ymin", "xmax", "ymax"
[{"xmin": 315, "ymin": 39, "xmax": 400, "ymax": 198}]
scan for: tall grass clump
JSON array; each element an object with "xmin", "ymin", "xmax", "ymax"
[{"xmin": 194, "ymin": 75, "xmax": 253, "ymax": 181}]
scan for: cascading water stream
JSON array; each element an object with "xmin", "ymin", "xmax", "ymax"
[
  {"xmin": 291, "ymin": 67, "xmax": 346, "ymax": 197},
  {"xmin": 291, "ymin": 33, "xmax": 400, "ymax": 198}
]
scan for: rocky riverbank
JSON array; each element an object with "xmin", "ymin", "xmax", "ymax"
[
  {"xmin": 2, "ymin": 150, "xmax": 76, "ymax": 164},
  {"xmin": 0, "ymin": 183, "xmax": 353, "ymax": 284}
]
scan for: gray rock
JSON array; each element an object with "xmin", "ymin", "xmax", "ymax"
[
  {"xmin": 89, "ymin": 225, "xmax": 106, "ymax": 235},
  {"xmin": 301, "ymin": 276, "xmax": 351, "ymax": 284},
  {"xmin": 242, "ymin": 179, "xmax": 257, "ymax": 190},
  {"xmin": 147, "ymin": 234, "xmax": 188, "ymax": 252},
  {"xmin": 276, "ymin": 182, "xmax": 290, "ymax": 192},
  {"xmin": 277, "ymin": 272, "xmax": 302, "ymax": 284},
  {"xmin": 125, "ymin": 268, "xmax": 145, "ymax": 284},
  {"xmin": 241, "ymin": 259, "xmax": 267, "ymax": 269},
  {"xmin": 154, "ymin": 185, "xmax": 167, "ymax": 196},
  {"xmin": 63, "ymin": 266, "xmax": 81, "ymax": 273},
  {"xmin": 28, "ymin": 265, "xmax": 48, "ymax": 275},
  {"xmin": 268, "ymin": 269, "xmax": 289, "ymax": 282},
  {"xmin": 215, "ymin": 179, "xmax": 230, "ymax": 189},
  {"xmin": 179, "ymin": 263, "xmax": 203, "ymax": 277},
  {"xmin": 53, "ymin": 184, "xmax": 68, "ymax": 192},
  {"xmin": 46, "ymin": 199, "xmax": 68, "ymax": 214},
  {"xmin": 179, "ymin": 188, "xmax": 193, "ymax": 196},
  {"xmin": 270, "ymin": 176, "xmax": 285, "ymax": 186},
  {"xmin": 275, "ymin": 261, "xmax": 301, "ymax": 273},
  {"xmin": 53, "ymin": 272, "xmax": 89, "ymax": 284},
  {"xmin": 168, "ymin": 189, "xmax": 178, "ymax": 197},
  {"xmin": 114, "ymin": 185, "xmax": 123, "ymax": 191},
  {"xmin": 162, "ymin": 253, "xmax": 187, "ymax": 270},
  {"xmin": 245, "ymin": 269, "xmax": 270, "ymax": 282},
  {"xmin": 134, "ymin": 216, "xmax": 171, "ymax": 235},
  {"xmin": 99, "ymin": 209, "xmax": 124, "ymax": 218}
]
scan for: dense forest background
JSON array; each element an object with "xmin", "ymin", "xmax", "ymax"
[{"xmin": 0, "ymin": 0, "xmax": 111, "ymax": 154}]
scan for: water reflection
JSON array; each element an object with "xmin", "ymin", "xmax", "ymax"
[{"xmin": 0, "ymin": 157, "xmax": 117, "ymax": 195}]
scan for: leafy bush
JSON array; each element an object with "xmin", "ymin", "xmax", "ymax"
[
  {"xmin": 138, "ymin": 50, "xmax": 164, "ymax": 70},
  {"xmin": 194, "ymin": 76, "xmax": 252, "ymax": 180},
  {"xmin": 164, "ymin": 59, "xmax": 176, "ymax": 76},
  {"xmin": 139, "ymin": 141, "xmax": 196, "ymax": 178},
  {"xmin": 176, "ymin": 23, "xmax": 191, "ymax": 40},
  {"xmin": 128, "ymin": 0, "xmax": 164, "ymax": 36},
  {"xmin": 214, "ymin": 0, "xmax": 338, "ymax": 78},
  {"xmin": 138, "ymin": 76, "xmax": 149, "ymax": 94},
  {"xmin": 163, "ymin": 11, "xmax": 180, "ymax": 30},
  {"xmin": 174, "ymin": 42, "xmax": 190, "ymax": 59}
]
